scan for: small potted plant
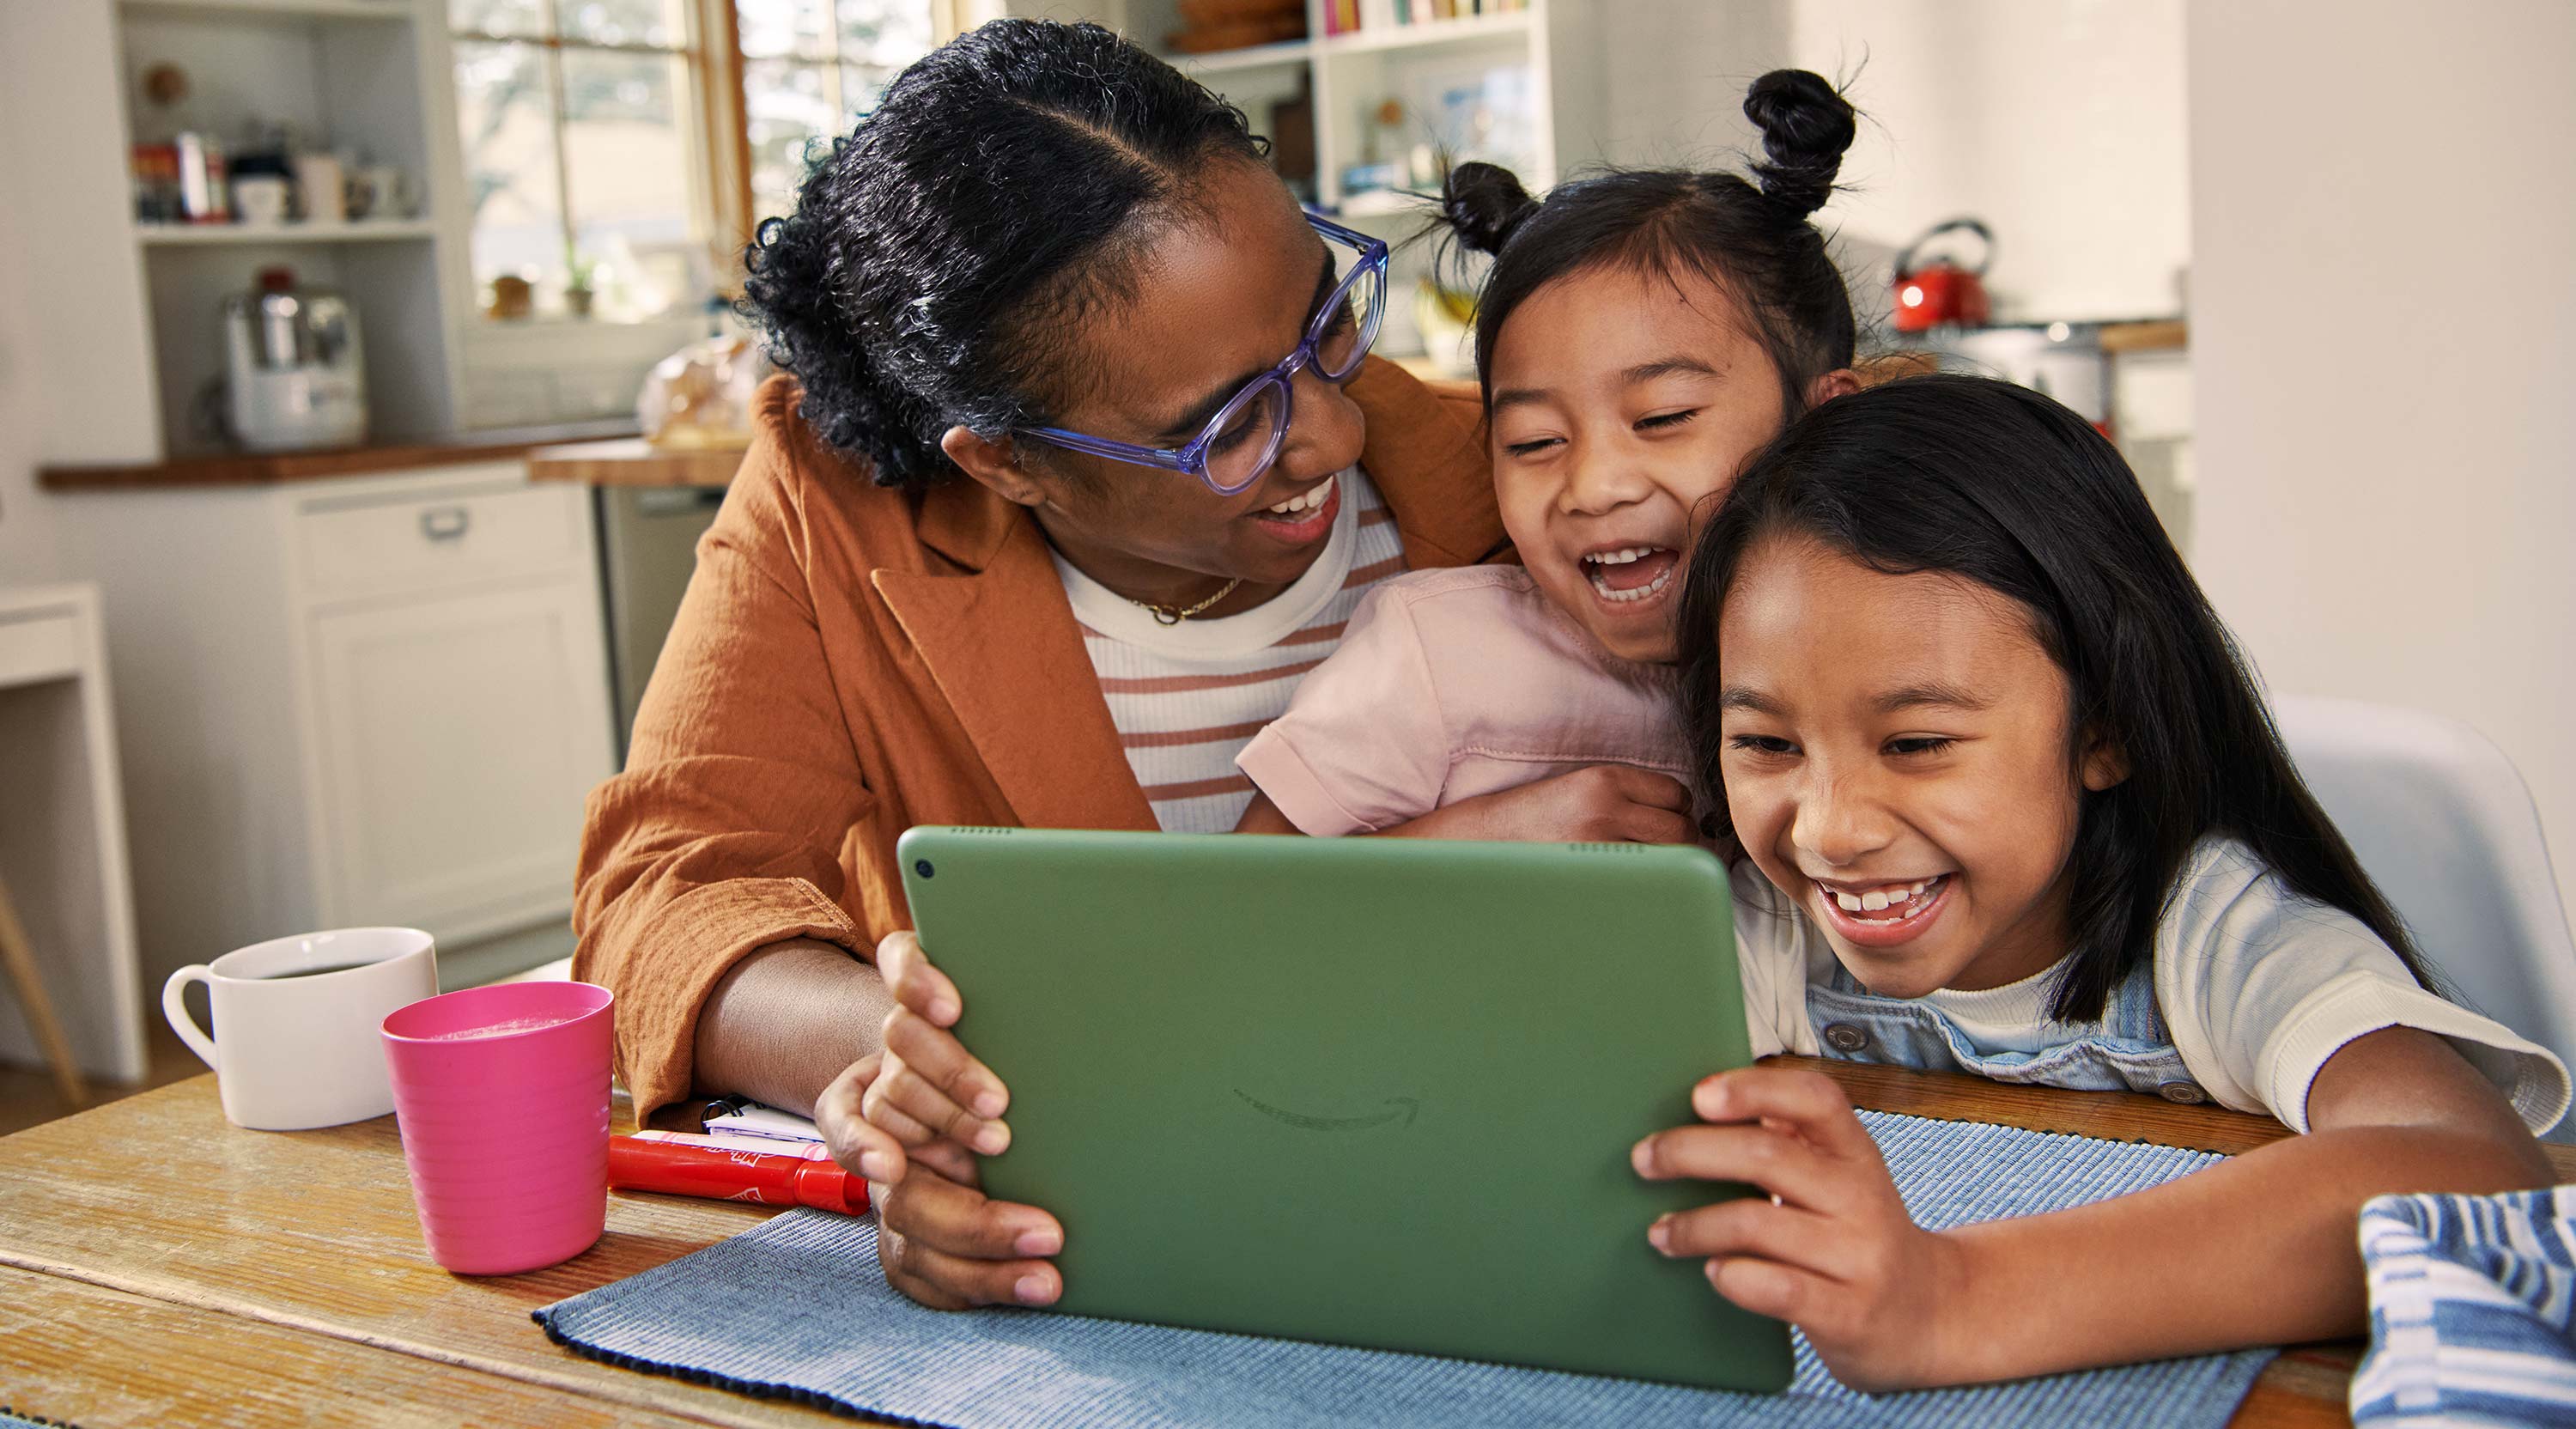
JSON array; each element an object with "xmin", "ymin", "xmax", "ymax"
[{"xmin": 565, "ymin": 256, "xmax": 598, "ymax": 319}]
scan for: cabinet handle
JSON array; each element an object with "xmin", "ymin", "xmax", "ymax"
[{"xmin": 420, "ymin": 507, "xmax": 471, "ymax": 543}]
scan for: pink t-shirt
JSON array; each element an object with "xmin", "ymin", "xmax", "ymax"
[{"xmin": 1234, "ymin": 565, "xmax": 1695, "ymax": 835}]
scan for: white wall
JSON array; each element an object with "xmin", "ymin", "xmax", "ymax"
[
  {"xmin": 0, "ymin": 157, "xmax": 67, "ymax": 585},
  {"xmin": 0, "ymin": 0, "xmax": 161, "ymax": 497},
  {"xmin": 2188, "ymin": 0, "xmax": 2576, "ymax": 923},
  {"xmin": 1571, "ymin": 0, "xmax": 2189, "ymax": 325},
  {"xmin": 0, "ymin": 0, "xmax": 154, "ymax": 582}
]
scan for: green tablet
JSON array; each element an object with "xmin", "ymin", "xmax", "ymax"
[{"xmin": 896, "ymin": 826, "xmax": 1791, "ymax": 1394}]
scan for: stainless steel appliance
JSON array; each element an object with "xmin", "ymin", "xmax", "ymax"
[{"xmin": 222, "ymin": 267, "xmax": 367, "ymax": 451}]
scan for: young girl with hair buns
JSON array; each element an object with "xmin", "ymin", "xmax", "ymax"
[{"xmin": 1231, "ymin": 70, "xmax": 1862, "ymax": 840}]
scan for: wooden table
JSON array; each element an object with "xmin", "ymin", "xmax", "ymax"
[{"xmin": 6, "ymin": 1061, "xmax": 2562, "ymax": 1427}]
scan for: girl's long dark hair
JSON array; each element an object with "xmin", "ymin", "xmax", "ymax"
[
  {"xmin": 1437, "ymin": 70, "xmax": 1860, "ymax": 418},
  {"xmin": 1678, "ymin": 374, "xmax": 2430, "ymax": 1020},
  {"xmin": 744, "ymin": 20, "xmax": 1267, "ymax": 490}
]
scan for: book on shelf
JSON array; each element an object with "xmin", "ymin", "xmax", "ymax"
[{"xmin": 1326, "ymin": 0, "xmax": 1522, "ymax": 36}]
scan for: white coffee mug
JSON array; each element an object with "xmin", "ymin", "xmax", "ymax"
[
  {"xmin": 162, "ymin": 927, "xmax": 438, "ymax": 1130},
  {"xmin": 356, "ymin": 163, "xmax": 417, "ymax": 221},
  {"xmin": 292, "ymin": 153, "xmax": 345, "ymax": 224},
  {"xmin": 234, "ymin": 174, "xmax": 289, "ymax": 227}
]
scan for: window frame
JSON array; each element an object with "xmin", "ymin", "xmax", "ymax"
[
  {"xmin": 711, "ymin": 0, "xmax": 967, "ymax": 254},
  {"xmin": 446, "ymin": 2, "xmax": 720, "ymax": 322},
  {"xmin": 445, "ymin": 0, "xmax": 962, "ymax": 324}
]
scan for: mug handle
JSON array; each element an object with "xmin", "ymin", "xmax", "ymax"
[{"xmin": 162, "ymin": 964, "xmax": 219, "ymax": 1069}]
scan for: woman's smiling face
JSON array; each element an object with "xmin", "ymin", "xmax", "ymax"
[
  {"xmin": 1484, "ymin": 263, "xmax": 1789, "ymax": 664},
  {"xmin": 1712, "ymin": 533, "xmax": 2126, "ymax": 996},
  {"xmin": 997, "ymin": 161, "xmax": 1370, "ymax": 605}
]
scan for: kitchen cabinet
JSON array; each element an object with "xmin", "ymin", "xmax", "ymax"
[
  {"xmin": 304, "ymin": 560, "xmax": 611, "ymax": 938},
  {"xmin": 44, "ymin": 462, "xmax": 616, "ymax": 993}
]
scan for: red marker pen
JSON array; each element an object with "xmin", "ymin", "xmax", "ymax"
[{"xmin": 610, "ymin": 1133, "xmax": 870, "ymax": 1215}]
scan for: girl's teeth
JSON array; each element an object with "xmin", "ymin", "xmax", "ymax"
[
  {"xmin": 1826, "ymin": 876, "xmax": 1945, "ymax": 921},
  {"xmin": 1584, "ymin": 565, "xmax": 1673, "ymax": 603},
  {"xmin": 1263, "ymin": 475, "xmax": 1334, "ymax": 516}
]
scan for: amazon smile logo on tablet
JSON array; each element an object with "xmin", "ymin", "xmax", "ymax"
[{"xmin": 1233, "ymin": 1088, "xmax": 1419, "ymax": 1132}]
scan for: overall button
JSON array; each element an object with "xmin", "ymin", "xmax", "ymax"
[
  {"xmin": 2156, "ymin": 1080, "xmax": 2208, "ymax": 1105},
  {"xmin": 1821, "ymin": 1023, "xmax": 1871, "ymax": 1054}
]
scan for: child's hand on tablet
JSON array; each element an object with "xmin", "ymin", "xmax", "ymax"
[
  {"xmin": 864, "ymin": 931, "xmax": 1016, "ymax": 1158},
  {"xmin": 1632, "ymin": 1065, "xmax": 1965, "ymax": 1391}
]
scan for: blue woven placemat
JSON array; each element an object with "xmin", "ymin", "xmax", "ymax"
[{"xmin": 536, "ymin": 1111, "xmax": 2275, "ymax": 1428}]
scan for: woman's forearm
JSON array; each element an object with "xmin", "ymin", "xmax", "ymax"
[
  {"xmin": 1929, "ymin": 1123, "xmax": 2552, "ymax": 1384},
  {"xmin": 692, "ymin": 939, "xmax": 895, "ymax": 1117}
]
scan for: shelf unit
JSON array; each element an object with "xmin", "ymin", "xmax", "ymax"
[
  {"xmin": 1127, "ymin": 0, "xmax": 1555, "ymax": 365},
  {"xmin": 1178, "ymin": 8, "xmax": 1531, "ymax": 72},
  {"xmin": 121, "ymin": 0, "xmax": 418, "ymax": 21},
  {"xmin": 135, "ymin": 219, "xmax": 440, "ymax": 246},
  {"xmin": 1149, "ymin": 2, "xmax": 1553, "ymax": 211},
  {"xmin": 1323, "ymin": 7, "xmax": 1529, "ymax": 57},
  {"xmin": 112, "ymin": 0, "xmax": 460, "ymax": 459}
]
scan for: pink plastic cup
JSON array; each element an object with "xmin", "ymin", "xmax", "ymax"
[{"xmin": 380, "ymin": 981, "xmax": 615, "ymax": 1276}]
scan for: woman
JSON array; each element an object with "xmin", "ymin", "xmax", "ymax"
[{"xmin": 575, "ymin": 20, "xmax": 1674, "ymax": 1312}]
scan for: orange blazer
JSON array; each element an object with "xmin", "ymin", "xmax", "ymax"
[{"xmin": 574, "ymin": 360, "xmax": 1501, "ymax": 1114}]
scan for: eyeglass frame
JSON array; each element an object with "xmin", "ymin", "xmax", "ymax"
[{"xmin": 1012, "ymin": 211, "xmax": 1391, "ymax": 497}]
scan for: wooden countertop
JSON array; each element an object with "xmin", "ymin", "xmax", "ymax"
[
  {"xmin": 2099, "ymin": 319, "xmax": 2189, "ymax": 354},
  {"xmin": 526, "ymin": 437, "xmax": 750, "ymax": 488},
  {"xmin": 39, "ymin": 423, "xmax": 641, "ymax": 492}
]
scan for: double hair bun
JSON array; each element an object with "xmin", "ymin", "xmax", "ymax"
[
  {"xmin": 1439, "ymin": 161, "xmax": 1541, "ymax": 257},
  {"xmin": 1742, "ymin": 69, "xmax": 1856, "ymax": 218},
  {"xmin": 1437, "ymin": 69, "xmax": 1855, "ymax": 255}
]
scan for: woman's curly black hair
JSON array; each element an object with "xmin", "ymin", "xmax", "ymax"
[{"xmin": 743, "ymin": 20, "xmax": 1268, "ymax": 490}]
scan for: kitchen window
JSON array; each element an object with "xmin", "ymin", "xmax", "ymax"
[
  {"xmin": 447, "ymin": 1, "xmax": 939, "ymax": 325},
  {"xmin": 737, "ymin": 2, "xmax": 938, "ymax": 226}
]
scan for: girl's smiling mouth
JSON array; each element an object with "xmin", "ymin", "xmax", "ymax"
[
  {"xmin": 1814, "ymin": 873, "xmax": 1953, "ymax": 948},
  {"xmin": 1580, "ymin": 544, "xmax": 1680, "ymax": 609}
]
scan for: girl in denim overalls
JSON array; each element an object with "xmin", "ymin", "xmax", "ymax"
[{"xmin": 1637, "ymin": 374, "xmax": 2567, "ymax": 1391}]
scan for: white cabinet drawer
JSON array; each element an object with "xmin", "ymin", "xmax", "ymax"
[{"xmin": 293, "ymin": 469, "xmax": 585, "ymax": 599}]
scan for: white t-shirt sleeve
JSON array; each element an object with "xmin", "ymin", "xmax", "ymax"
[
  {"xmin": 1730, "ymin": 860, "xmax": 1822, "ymax": 1061},
  {"xmin": 2155, "ymin": 839, "xmax": 2570, "ymax": 1134},
  {"xmin": 1235, "ymin": 584, "xmax": 1449, "ymax": 836}
]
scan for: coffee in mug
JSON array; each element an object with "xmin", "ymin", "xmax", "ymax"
[{"xmin": 163, "ymin": 927, "xmax": 438, "ymax": 1130}]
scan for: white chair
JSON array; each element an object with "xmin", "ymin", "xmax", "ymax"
[{"xmin": 2274, "ymin": 695, "xmax": 2576, "ymax": 1073}]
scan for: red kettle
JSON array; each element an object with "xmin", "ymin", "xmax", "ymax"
[{"xmin": 1892, "ymin": 218, "xmax": 1993, "ymax": 333}]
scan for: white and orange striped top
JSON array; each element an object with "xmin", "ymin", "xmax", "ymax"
[{"xmin": 1052, "ymin": 465, "xmax": 1406, "ymax": 832}]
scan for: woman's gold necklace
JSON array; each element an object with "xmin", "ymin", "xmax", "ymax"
[{"xmin": 1133, "ymin": 578, "xmax": 1243, "ymax": 625}]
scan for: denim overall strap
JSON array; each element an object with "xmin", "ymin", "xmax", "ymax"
[{"xmin": 1808, "ymin": 957, "xmax": 2212, "ymax": 1104}]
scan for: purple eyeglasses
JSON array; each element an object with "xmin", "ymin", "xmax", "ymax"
[{"xmin": 1015, "ymin": 212, "xmax": 1390, "ymax": 496}]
